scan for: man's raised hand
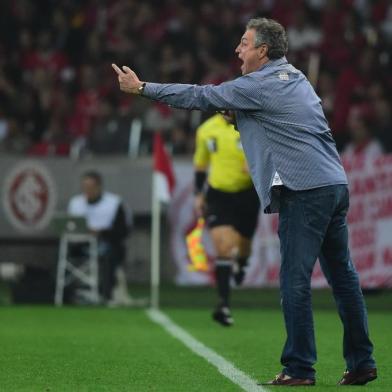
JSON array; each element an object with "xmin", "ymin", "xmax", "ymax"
[{"xmin": 112, "ymin": 63, "xmax": 143, "ymax": 94}]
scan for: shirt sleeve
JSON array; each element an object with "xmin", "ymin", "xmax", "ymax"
[
  {"xmin": 67, "ymin": 199, "xmax": 74, "ymax": 214},
  {"xmin": 100, "ymin": 204, "xmax": 130, "ymax": 243},
  {"xmin": 68, "ymin": 196, "xmax": 82, "ymax": 216},
  {"xmin": 193, "ymin": 126, "xmax": 210, "ymax": 168},
  {"xmin": 143, "ymin": 75, "xmax": 262, "ymax": 112}
]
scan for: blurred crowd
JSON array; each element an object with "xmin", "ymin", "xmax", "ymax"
[{"xmin": 0, "ymin": 0, "xmax": 391, "ymax": 157}]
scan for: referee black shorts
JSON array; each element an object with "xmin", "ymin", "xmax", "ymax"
[{"xmin": 205, "ymin": 185, "xmax": 260, "ymax": 239}]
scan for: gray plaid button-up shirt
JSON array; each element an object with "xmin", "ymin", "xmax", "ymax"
[{"xmin": 144, "ymin": 57, "xmax": 348, "ymax": 213}]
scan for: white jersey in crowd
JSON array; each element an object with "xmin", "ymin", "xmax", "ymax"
[{"xmin": 68, "ymin": 192, "xmax": 121, "ymax": 231}]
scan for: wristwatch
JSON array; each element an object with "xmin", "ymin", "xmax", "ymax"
[{"xmin": 138, "ymin": 82, "xmax": 146, "ymax": 95}]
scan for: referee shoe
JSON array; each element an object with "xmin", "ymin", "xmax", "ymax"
[
  {"xmin": 212, "ymin": 306, "xmax": 234, "ymax": 326},
  {"xmin": 233, "ymin": 267, "xmax": 246, "ymax": 286}
]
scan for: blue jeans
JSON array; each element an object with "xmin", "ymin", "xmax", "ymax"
[{"xmin": 278, "ymin": 185, "xmax": 376, "ymax": 380}]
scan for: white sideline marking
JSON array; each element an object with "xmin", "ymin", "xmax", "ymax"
[{"xmin": 146, "ymin": 308, "xmax": 265, "ymax": 392}]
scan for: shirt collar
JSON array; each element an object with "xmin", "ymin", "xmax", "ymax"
[
  {"xmin": 87, "ymin": 193, "xmax": 103, "ymax": 205},
  {"xmin": 257, "ymin": 56, "xmax": 288, "ymax": 72}
]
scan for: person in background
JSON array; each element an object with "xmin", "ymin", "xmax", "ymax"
[
  {"xmin": 193, "ymin": 112, "xmax": 260, "ymax": 326},
  {"xmin": 68, "ymin": 171, "xmax": 131, "ymax": 304},
  {"xmin": 342, "ymin": 105, "xmax": 383, "ymax": 160},
  {"xmin": 373, "ymin": 98, "xmax": 392, "ymax": 152}
]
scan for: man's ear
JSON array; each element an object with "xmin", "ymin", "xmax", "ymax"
[{"xmin": 258, "ymin": 44, "xmax": 268, "ymax": 60}]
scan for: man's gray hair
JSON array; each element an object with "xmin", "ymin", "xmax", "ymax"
[{"xmin": 246, "ymin": 18, "xmax": 288, "ymax": 59}]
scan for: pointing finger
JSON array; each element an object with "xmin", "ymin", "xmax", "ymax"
[
  {"xmin": 112, "ymin": 63, "xmax": 124, "ymax": 75},
  {"xmin": 122, "ymin": 66, "xmax": 135, "ymax": 75}
]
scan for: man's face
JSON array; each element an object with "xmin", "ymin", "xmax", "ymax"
[
  {"xmin": 235, "ymin": 29, "xmax": 267, "ymax": 75},
  {"xmin": 81, "ymin": 177, "xmax": 101, "ymax": 202}
]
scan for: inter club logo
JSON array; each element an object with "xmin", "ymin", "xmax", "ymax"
[{"xmin": 3, "ymin": 161, "xmax": 56, "ymax": 231}]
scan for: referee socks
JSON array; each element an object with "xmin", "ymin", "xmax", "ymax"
[{"xmin": 215, "ymin": 259, "xmax": 232, "ymax": 308}]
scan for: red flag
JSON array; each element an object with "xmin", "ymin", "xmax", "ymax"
[{"xmin": 153, "ymin": 133, "xmax": 175, "ymax": 202}]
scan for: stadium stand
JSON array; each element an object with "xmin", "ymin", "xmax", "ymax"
[{"xmin": 0, "ymin": 0, "xmax": 391, "ymax": 156}]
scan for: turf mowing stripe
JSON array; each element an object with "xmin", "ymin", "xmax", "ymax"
[{"xmin": 146, "ymin": 308, "xmax": 265, "ymax": 392}]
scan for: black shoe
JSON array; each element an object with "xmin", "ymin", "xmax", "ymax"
[
  {"xmin": 212, "ymin": 306, "xmax": 234, "ymax": 326},
  {"xmin": 233, "ymin": 257, "xmax": 248, "ymax": 286},
  {"xmin": 233, "ymin": 267, "xmax": 245, "ymax": 286}
]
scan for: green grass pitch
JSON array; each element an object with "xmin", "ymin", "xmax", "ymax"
[{"xmin": 0, "ymin": 287, "xmax": 391, "ymax": 391}]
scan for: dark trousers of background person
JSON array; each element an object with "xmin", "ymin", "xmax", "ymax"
[
  {"xmin": 278, "ymin": 184, "xmax": 376, "ymax": 380},
  {"xmin": 98, "ymin": 241, "xmax": 125, "ymax": 302}
]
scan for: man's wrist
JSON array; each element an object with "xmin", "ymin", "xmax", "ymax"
[
  {"xmin": 194, "ymin": 171, "xmax": 207, "ymax": 195},
  {"xmin": 137, "ymin": 82, "xmax": 146, "ymax": 95}
]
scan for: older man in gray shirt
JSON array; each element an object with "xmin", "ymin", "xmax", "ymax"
[{"xmin": 113, "ymin": 17, "xmax": 376, "ymax": 387}]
